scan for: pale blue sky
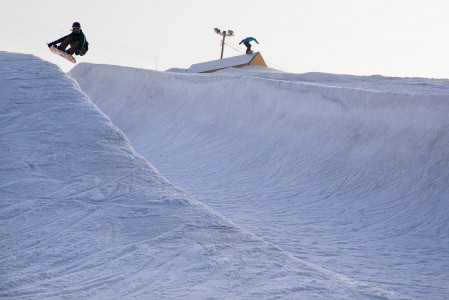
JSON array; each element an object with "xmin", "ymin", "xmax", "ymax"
[{"xmin": 1, "ymin": 0, "xmax": 449, "ymax": 78}]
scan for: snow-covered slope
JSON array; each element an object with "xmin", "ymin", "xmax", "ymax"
[
  {"xmin": 69, "ymin": 63, "xmax": 449, "ymax": 299},
  {"xmin": 0, "ymin": 52, "xmax": 416, "ymax": 299},
  {"xmin": 1, "ymin": 52, "xmax": 411, "ymax": 299}
]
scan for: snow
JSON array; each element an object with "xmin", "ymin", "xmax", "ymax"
[
  {"xmin": 187, "ymin": 52, "xmax": 258, "ymax": 73},
  {"xmin": 2, "ymin": 51, "xmax": 449, "ymax": 299}
]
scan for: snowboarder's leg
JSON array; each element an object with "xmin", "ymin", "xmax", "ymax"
[
  {"xmin": 59, "ymin": 37, "xmax": 73, "ymax": 51},
  {"xmin": 78, "ymin": 47, "xmax": 87, "ymax": 56},
  {"xmin": 244, "ymin": 42, "xmax": 252, "ymax": 54},
  {"xmin": 67, "ymin": 41, "xmax": 80, "ymax": 55}
]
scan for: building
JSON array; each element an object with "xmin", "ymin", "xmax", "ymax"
[{"xmin": 187, "ymin": 52, "xmax": 267, "ymax": 73}]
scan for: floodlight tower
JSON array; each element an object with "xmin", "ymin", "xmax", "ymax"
[{"xmin": 214, "ymin": 28, "xmax": 234, "ymax": 59}]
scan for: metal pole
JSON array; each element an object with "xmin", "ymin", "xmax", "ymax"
[{"xmin": 220, "ymin": 32, "xmax": 226, "ymax": 59}]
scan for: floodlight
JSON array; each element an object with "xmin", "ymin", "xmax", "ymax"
[{"xmin": 213, "ymin": 27, "xmax": 235, "ymax": 59}]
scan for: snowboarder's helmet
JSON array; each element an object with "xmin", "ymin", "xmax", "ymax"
[{"xmin": 72, "ymin": 22, "xmax": 81, "ymax": 29}]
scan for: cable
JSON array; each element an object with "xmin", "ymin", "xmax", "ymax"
[{"xmin": 224, "ymin": 42, "xmax": 245, "ymax": 55}]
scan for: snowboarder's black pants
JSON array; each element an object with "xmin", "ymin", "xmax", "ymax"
[
  {"xmin": 244, "ymin": 42, "xmax": 252, "ymax": 54},
  {"xmin": 60, "ymin": 37, "xmax": 88, "ymax": 56}
]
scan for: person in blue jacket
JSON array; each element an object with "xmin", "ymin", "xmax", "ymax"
[
  {"xmin": 48, "ymin": 22, "xmax": 89, "ymax": 56},
  {"xmin": 239, "ymin": 37, "xmax": 259, "ymax": 54}
]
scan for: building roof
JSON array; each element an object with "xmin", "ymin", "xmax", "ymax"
[{"xmin": 188, "ymin": 52, "xmax": 266, "ymax": 73}]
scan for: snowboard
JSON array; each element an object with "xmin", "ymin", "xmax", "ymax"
[{"xmin": 49, "ymin": 45, "xmax": 76, "ymax": 63}]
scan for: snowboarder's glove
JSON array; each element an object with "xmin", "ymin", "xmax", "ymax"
[{"xmin": 75, "ymin": 50, "xmax": 80, "ymax": 56}]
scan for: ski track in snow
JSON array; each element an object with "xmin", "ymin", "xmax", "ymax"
[{"xmin": 1, "ymin": 51, "xmax": 448, "ymax": 299}]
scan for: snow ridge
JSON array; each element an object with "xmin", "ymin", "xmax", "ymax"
[
  {"xmin": 1, "ymin": 52, "xmax": 413, "ymax": 299},
  {"xmin": 70, "ymin": 62, "xmax": 449, "ymax": 299}
]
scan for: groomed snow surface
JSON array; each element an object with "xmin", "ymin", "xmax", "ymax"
[{"xmin": 2, "ymin": 51, "xmax": 449, "ymax": 299}]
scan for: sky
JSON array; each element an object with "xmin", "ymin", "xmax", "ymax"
[{"xmin": 1, "ymin": 0, "xmax": 449, "ymax": 78}]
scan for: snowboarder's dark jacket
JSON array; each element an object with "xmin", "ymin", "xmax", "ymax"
[{"xmin": 50, "ymin": 30, "xmax": 89, "ymax": 50}]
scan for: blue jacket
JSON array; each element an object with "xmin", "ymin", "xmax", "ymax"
[{"xmin": 239, "ymin": 37, "xmax": 259, "ymax": 44}]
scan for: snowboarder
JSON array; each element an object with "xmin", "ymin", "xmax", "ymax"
[
  {"xmin": 47, "ymin": 22, "xmax": 89, "ymax": 56},
  {"xmin": 239, "ymin": 37, "xmax": 259, "ymax": 54}
]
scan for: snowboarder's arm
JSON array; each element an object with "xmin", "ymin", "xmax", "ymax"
[
  {"xmin": 48, "ymin": 34, "xmax": 69, "ymax": 46},
  {"xmin": 254, "ymin": 38, "xmax": 259, "ymax": 44}
]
